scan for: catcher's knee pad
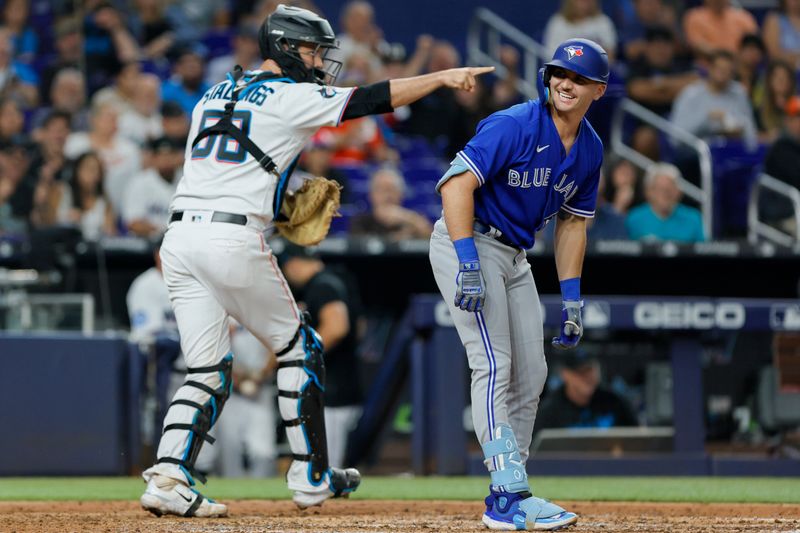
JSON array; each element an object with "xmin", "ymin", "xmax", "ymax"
[
  {"xmin": 157, "ymin": 354, "xmax": 233, "ymax": 484},
  {"xmin": 482, "ymin": 424, "xmax": 529, "ymax": 493},
  {"xmin": 277, "ymin": 320, "xmax": 330, "ymax": 486}
]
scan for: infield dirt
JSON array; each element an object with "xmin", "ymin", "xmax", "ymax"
[{"xmin": 1, "ymin": 500, "xmax": 799, "ymax": 532}]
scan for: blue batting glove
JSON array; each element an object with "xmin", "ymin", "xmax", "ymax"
[
  {"xmin": 551, "ymin": 300, "xmax": 583, "ymax": 349},
  {"xmin": 455, "ymin": 261, "xmax": 486, "ymax": 312}
]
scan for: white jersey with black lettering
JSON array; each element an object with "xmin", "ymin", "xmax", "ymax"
[{"xmin": 170, "ymin": 75, "xmax": 354, "ymax": 221}]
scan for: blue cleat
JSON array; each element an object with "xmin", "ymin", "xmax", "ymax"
[{"xmin": 482, "ymin": 486, "xmax": 577, "ymax": 531}]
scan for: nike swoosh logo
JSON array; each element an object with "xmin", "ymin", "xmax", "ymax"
[
  {"xmin": 536, "ymin": 144, "xmax": 549, "ymax": 153},
  {"xmin": 178, "ymin": 492, "xmax": 193, "ymax": 503}
]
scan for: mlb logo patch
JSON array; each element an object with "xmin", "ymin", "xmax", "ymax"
[{"xmin": 564, "ymin": 45, "xmax": 584, "ymax": 60}]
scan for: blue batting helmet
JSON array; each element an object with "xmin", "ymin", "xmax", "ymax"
[{"xmin": 544, "ymin": 38, "xmax": 609, "ymax": 84}]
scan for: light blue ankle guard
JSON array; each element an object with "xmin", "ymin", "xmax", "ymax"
[{"xmin": 481, "ymin": 424, "xmax": 529, "ymax": 493}]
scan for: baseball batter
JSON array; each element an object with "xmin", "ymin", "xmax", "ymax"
[
  {"xmin": 139, "ymin": 4, "xmax": 493, "ymax": 518},
  {"xmin": 429, "ymin": 38, "xmax": 609, "ymax": 531}
]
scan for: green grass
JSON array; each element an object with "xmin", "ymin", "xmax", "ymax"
[{"xmin": 0, "ymin": 476, "xmax": 798, "ymax": 503}]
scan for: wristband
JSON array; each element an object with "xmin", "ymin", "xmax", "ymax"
[
  {"xmin": 453, "ymin": 237, "xmax": 479, "ymax": 264},
  {"xmin": 560, "ymin": 277, "xmax": 581, "ymax": 302}
]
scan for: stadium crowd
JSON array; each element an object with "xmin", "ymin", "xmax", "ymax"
[{"xmin": 0, "ymin": 0, "xmax": 798, "ymax": 248}]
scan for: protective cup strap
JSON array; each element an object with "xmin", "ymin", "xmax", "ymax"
[{"xmin": 156, "ymin": 457, "xmax": 208, "ymax": 484}]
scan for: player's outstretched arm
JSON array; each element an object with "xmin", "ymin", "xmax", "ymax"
[{"xmin": 389, "ymin": 66, "xmax": 495, "ymax": 108}]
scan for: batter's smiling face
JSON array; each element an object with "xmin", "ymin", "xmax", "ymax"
[{"xmin": 548, "ymin": 67, "xmax": 606, "ymax": 114}]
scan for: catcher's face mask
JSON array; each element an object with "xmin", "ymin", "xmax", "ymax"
[{"xmin": 280, "ymin": 39, "xmax": 342, "ymax": 85}]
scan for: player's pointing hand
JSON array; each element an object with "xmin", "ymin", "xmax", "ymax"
[{"xmin": 442, "ymin": 66, "xmax": 495, "ymax": 92}]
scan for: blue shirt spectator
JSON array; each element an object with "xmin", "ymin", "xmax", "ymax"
[
  {"xmin": 161, "ymin": 48, "xmax": 210, "ymax": 115},
  {"xmin": 626, "ymin": 162, "xmax": 705, "ymax": 242}
]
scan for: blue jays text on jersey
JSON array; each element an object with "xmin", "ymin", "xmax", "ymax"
[{"xmin": 445, "ymin": 98, "xmax": 604, "ymax": 249}]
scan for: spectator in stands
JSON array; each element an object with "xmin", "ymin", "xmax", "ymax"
[
  {"xmin": 754, "ymin": 60, "xmax": 796, "ymax": 142},
  {"xmin": 31, "ymin": 111, "xmax": 72, "ymax": 187},
  {"xmin": 53, "ymin": 152, "xmax": 116, "ymax": 241},
  {"xmin": 319, "ymin": 112, "xmax": 398, "ymax": 167},
  {"xmin": 736, "ymin": 34, "xmax": 767, "ymax": 108},
  {"xmin": 130, "ymin": 0, "xmax": 200, "ymax": 63},
  {"xmin": 118, "ymin": 73, "xmax": 163, "ymax": 147},
  {"xmin": 543, "ymin": 0, "xmax": 618, "ymax": 62},
  {"xmin": 205, "ymin": 23, "xmax": 262, "ymax": 85},
  {"xmin": 174, "ymin": 0, "xmax": 231, "ymax": 34},
  {"xmin": 626, "ymin": 25, "xmax": 698, "ymax": 160},
  {"xmin": 0, "ymin": 97, "xmax": 27, "ymax": 145},
  {"xmin": 683, "ymin": 0, "xmax": 758, "ymax": 60},
  {"xmin": 587, "ymin": 171, "xmax": 629, "ymax": 240},
  {"xmin": 64, "ymin": 101, "xmax": 142, "ymax": 214},
  {"xmin": 92, "ymin": 61, "xmax": 141, "ymax": 114},
  {"xmin": 604, "ymin": 157, "xmax": 643, "ymax": 216},
  {"xmin": 533, "ymin": 349, "xmax": 638, "ymax": 435},
  {"xmin": 0, "ymin": 27, "xmax": 38, "ymax": 108},
  {"xmin": 350, "ymin": 167, "xmax": 432, "ymax": 240},
  {"xmin": 160, "ymin": 101, "xmax": 190, "ymax": 144},
  {"xmin": 161, "ymin": 46, "xmax": 211, "ymax": 115},
  {"xmin": 761, "ymin": 95, "xmax": 800, "ymax": 237},
  {"xmin": 400, "ymin": 40, "xmax": 463, "ymax": 153},
  {"xmin": 671, "ymin": 49, "xmax": 757, "ymax": 146},
  {"xmin": 280, "ymin": 243, "xmax": 364, "ymax": 469},
  {"xmin": 762, "ymin": 0, "xmax": 800, "ymax": 70},
  {"xmin": 2, "ymin": 0, "xmax": 38, "ymax": 64},
  {"xmin": 619, "ymin": 0, "xmax": 681, "ymax": 61},
  {"xmin": 0, "ymin": 141, "xmax": 35, "ymax": 228},
  {"xmin": 626, "ymin": 162, "xmax": 705, "ymax": 242},
  {"xmin": 38, "ymin": 17, "xmax": 82, "ymax": 107},
  {"xmin": 330, "ymin": 1, "xmax": 385, "ymax": 74},
  {"xmin": 31, "ymin": 68, "xmax": 89, "ymax": 132},
  {"xmin": 121, "ymin": 136, "xmax": 182, "ymax": 237},
  {"xmin": 0, "ymin": 168, "xmax": 27, "ymax": 237},
  {"xmin": 82, "ymin": 0, "xmax": 139, "ymax": 95}
]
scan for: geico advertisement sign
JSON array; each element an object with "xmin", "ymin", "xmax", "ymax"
[{"xmin": 633, "ymin": 302, "xmax": 745, "ymax": 329}]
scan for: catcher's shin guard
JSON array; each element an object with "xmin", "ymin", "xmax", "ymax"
[
  {"xmin": 156, "ymin": 354, "xmax": 233, "ymax": 484},
  {"xmin": 276, "ymin": 320, "xmax": 331, "ymax": 487}
]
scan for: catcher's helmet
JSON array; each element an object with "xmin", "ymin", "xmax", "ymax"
[
  {"xmin": 544, "ymin": 38, "xmax": 609, "ymax": 85},
  {"xmin": 258, "ymin": 4, "xmax": 342, "ymax": 85}
]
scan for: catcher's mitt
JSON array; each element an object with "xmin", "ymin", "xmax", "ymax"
[{"xmin": 275, "ymin": 176, "xmax": 341, "ymax": 246}]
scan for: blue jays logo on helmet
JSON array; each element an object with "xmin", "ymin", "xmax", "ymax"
[
  {"xmin": 544, "ymin": 38, "xmax": 609, "ymax": 84},
  {"xmin": 564, "ymin": 45, "xmax": 584, "ymax": 60}
]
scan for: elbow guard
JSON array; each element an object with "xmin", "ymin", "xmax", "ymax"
[{"xmin": 341, "ymin": 81, "xmax": 393, "ymax": 121}]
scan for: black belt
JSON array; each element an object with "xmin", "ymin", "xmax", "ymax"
[
  {"xmin": 473, "ymin": 220, "xmax": 519, "ymax": 249},
  {"xmin": 169, "ymin": 211, "xmax": 247, "ymax": 226}
]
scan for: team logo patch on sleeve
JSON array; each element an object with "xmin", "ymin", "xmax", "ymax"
[
  {"xmin": 564, "ymin": 46, "xmax": 584, "ymax": 60},
  {"xmin": 317, "ymin": 87, "xmax": 338, "ymax": 98}
]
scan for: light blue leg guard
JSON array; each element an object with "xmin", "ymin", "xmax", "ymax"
[{"xmin": 481, "ymin": 424, "xmax": 530, "ymax": 493}]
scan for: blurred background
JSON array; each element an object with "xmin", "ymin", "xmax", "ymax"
[{"xmin": 0, "ymin": 0, "xmax": 799, "ymax": 480}]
